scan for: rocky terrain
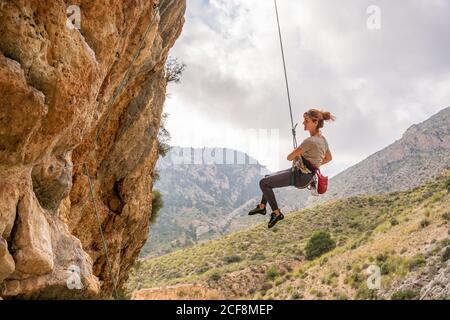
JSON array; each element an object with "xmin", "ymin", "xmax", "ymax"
[
  {"xmin": 127, "ymin": 167, "xmax": 450, "ymax": 300},
  {"xmin": 0, "ymin": 0, "xmax": 186, "ymax": 299}
]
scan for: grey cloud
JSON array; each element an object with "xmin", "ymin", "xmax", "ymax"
[{"xmin": 166, "ymin": 0, "xmax": 450, "ymax": 176}]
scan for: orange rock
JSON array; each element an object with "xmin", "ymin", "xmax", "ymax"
[{"xmin": 0, "ymin": 0, "xmax": 186, "ymax": 298}]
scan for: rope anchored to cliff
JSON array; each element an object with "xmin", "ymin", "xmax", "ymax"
[
  {"xmin": 80, "ymin": 0, "xmax": 166, "ymax": 299},
  {"xmin": 32, "ymin": 0, "xmax": 165, "ymax": 299},
  {"xmin": 93, "ymin": 0, "xmax": 167, "ymax": 145},
  {"xmin": 33, "ymin": 0, "xmax": 172, "ymax": 299},
  {"xmin": 84, "ymin": 163, "xmax": 119, "ymax": 299}
]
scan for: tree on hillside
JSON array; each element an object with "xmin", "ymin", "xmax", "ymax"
[{"xmin": 305, "ymin": 231, "xmax": 336, "ymax": 260}]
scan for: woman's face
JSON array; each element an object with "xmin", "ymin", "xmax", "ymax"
[{"xmin": 303, "ymin": 115, "xmax": 317, "ymax": 132}]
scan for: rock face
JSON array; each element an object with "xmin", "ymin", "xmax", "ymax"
[
  {"xmin": 0, "ymin": 0, "xmax": 186, "ymax": 298},
  {"xmin": 382, "ymin": 242, "xmax": 450, "ymax": 300}
]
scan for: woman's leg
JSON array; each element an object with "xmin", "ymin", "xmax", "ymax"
[
  {"xmin": 259, "ymin": 168, "xmax": 292, "ymax": 209},
  {"xmin": 260, "ymin": 195, "xmax": 267, "ymax": 208},
  {"xmin": 293, "ymin": 170, "xmax": 315, "ymax": 189},
  {"xmin": 259, "ymin": 168, "xmax": 293, "ymax": 212}
]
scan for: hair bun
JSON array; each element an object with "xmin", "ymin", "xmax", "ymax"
[{"xmin": 321, "ymin": 111, "xmax": 336, "ymax": 121}]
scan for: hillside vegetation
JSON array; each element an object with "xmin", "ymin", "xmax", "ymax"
[
  {"xmin": 127, "ymin": 167, "xmax": 450, "ymax": 300},
  {"xmin": 142, "ymin": 147, "xmax": 269, "ymax": 257}
]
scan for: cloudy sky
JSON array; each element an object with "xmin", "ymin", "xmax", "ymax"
[{"xmin": 163, "ymin": 0, "xmax": 450, "ymax": 177}]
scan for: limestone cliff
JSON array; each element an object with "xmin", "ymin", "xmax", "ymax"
[{"xmin": 0, "ymin": 0, "xmax": 186, "ymax": 299}]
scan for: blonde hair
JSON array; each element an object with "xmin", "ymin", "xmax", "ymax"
[{"xmin": 303, "ymin": 108, "xmax": 336, "ymax": 131}]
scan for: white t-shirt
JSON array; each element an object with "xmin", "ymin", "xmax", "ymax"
[{"xmin": 294, "ymin": 135, "xmax": 330, "ymax": 174}]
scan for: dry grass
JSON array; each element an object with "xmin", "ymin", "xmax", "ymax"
[{"xmin": 126, "ymin": 168, "xmax": 450, "ymax": 300}]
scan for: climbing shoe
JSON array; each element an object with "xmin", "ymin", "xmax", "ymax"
[
  {"xmin": 268, "ymin": 211, "xmax": 284, "ymax": 229},
  {"xmin": 248, "ymin": 205, "xmax": 267, "ymax": 216}
]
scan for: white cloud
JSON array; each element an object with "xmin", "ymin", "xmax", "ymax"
[{"xmin": 164, "ymin": 0, "xmax": 450, "ymax": 176}]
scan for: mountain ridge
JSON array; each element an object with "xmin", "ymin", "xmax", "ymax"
[
  {"xmin": 304, "ymin": 106, "xmax": 450, "ymax": 206},
  {"xmin": 143, "ymin": 107, "xmax": 450, "ymax": 258}
]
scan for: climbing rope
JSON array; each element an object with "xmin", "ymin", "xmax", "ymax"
[
  {"xmin": 82, "ymin": 0, "xmax": 166, "ymax": 298},
  {"xmin": 93, "ymin": 0, "xmax": 166, "ymax": 145},
  {"xmin": 27, "ymin": 0, "xmax": 165, "ymax": 299},
  {"xmin": 84, "ymin": 163, "xmax": 119, "ymax": 300},
  {"xmin": 274, "ymin": 0, "xmax": 297, "ymax": 149},
  {"xmin": 274, "ymin": 0, "xmax": 301, "ymax": 187},
  {"xmin": 40, "ymin": 1, "xmax": 168, "ymax": 299}
]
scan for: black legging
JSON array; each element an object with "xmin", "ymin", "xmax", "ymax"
[{"xmin": 259, "ymin": 168, "xmax": 314, "ymax": 211}]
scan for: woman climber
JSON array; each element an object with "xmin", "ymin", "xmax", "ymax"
[{"xmin": 248, "ymin": 109, "xmax": 336, "ymax": 229}]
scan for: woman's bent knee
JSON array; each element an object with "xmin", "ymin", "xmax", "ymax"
[
  {"xmin": 259, "ymin": 178, "xmax": 266, "ymax": 188},
  {"xmin": 295, "ymin": 172, "xmax": 314, "ymax": 188}
]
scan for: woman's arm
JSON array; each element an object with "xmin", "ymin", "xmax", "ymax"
[
  {"xmin": 287, "ymin": 147, "xmax": 304, "ymax": 161},
  {"xmin": 321, "ymin": 149, "xmax": 332, "ymax": 165}
]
